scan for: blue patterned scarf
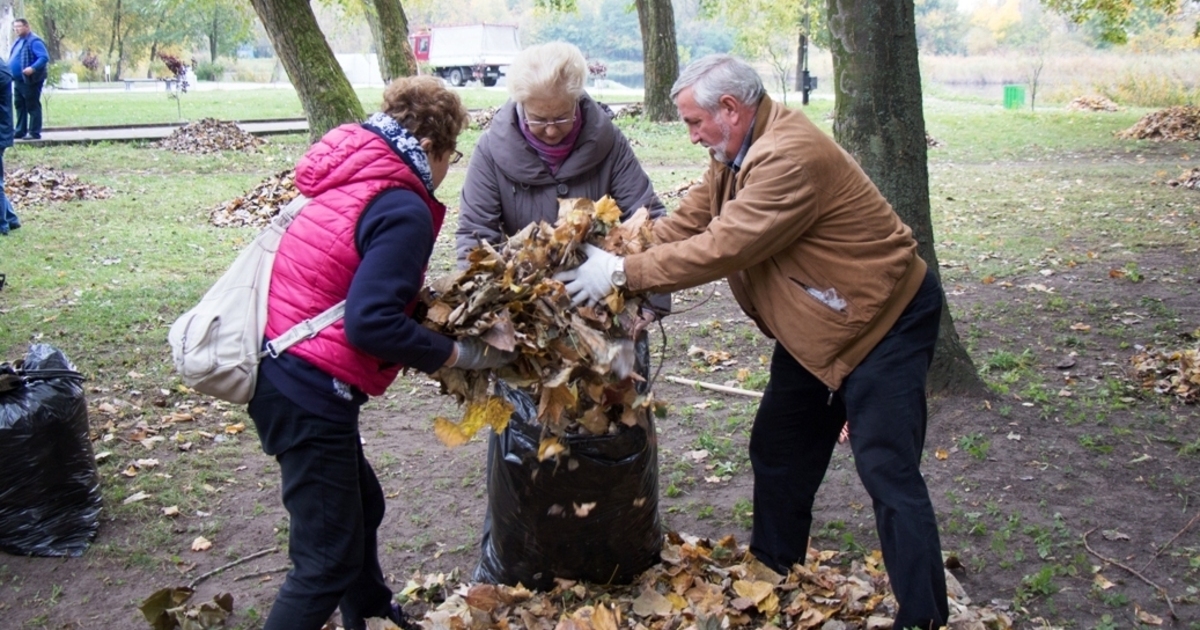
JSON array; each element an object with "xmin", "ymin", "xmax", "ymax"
[{"xmin": 363, "ymin": 112, "xmax": 435, "ymax": 194}]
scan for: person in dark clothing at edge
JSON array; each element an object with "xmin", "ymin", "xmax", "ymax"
[
  {"xmin": 8, "ymin": 18, "xmax": 49, "ymax": 140},
  {"xmin": 0, "ymin": 60, "xmax": 18, "ymax": 234},
  {"xmin": 248, "ymin": 76, "xmax": 515, "ymax": 630},
  {"xmin": 556, "ymin": 54, "xmax": 950, "ymax": 629}
]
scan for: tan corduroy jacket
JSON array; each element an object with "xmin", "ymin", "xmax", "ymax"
[{"xmin": 624, "ymin": 95, "xmax": 927, "ymax": 390}]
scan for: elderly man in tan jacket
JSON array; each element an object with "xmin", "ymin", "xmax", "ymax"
[{"xmin": 557, "ymin": 54, "xmax": 949, "ymax": 629}]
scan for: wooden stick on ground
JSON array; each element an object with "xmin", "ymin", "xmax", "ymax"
[
  {"xmin": 1140, "ymin": 510, "xmax": 1200, "ymax": 572},
  {"xmin": 188, "ymin": 546, "xmax": 280, "ymax": 589},
  {"xmin": 1082, "ymin": 528, "xmax": 1177, "ymax": 621},
  {"xmin": 665, "ymin": 376, "xmax": 763, "ymax": 398},
  {"xmin": 233, "ymin": 565, "xmax": 292, "ymax": 582}
]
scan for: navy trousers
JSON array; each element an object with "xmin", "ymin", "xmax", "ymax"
[
  {"xmin": 13, "ymin": 79, "xmax": 44, "ymax": 138},
  {"xmin": 748, "ymin": 270, "xmax": 949, "ymax": 629},
  {"xmin": 248, "ymin": 375, "xmax": 393, "ymax": 630}
]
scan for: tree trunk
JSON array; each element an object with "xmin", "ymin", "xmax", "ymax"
[
  {"xmin": 370, "ymin": 0, "xmax": 416, "ymax": 83},
  {"xmin": 635, "ymin": 0, "xmax": 679, "ymax": 122},
  {"xmin": 250, "ymin": 0, "xmax": 365, "ymax": 142},
  {"xmin": 210, "ymin": 12, "xmax": 219, "ymax": 63},
  {"xmin": 826, "ymin": 0, "xmax": 981, "ymax": 395},
  {"xmin": 39, "ymin": 15, "xmax": 63, "ymax": 61}
]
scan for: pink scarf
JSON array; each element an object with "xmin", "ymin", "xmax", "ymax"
[{"xmin": 518, "ymin": 102, "xmax": 583, "ymax": 175}]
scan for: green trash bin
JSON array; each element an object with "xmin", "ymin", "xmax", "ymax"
[{"xmin": 1003, "ymin": 85, "xmax": 1026, "ymax": 110}]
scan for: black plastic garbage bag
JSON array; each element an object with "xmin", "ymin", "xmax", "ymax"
[
  {"xmin": 0, "ymin": 344, "xmax": 100, "ymax": 557},
  {"xmin": 475, "ymin": 336, "xmax": 662, "ymax": 589}
]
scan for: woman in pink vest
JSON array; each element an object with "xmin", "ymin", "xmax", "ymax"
[{"xmin": 250, "ymin": 76, "xmax": 514, "ymax": 630}]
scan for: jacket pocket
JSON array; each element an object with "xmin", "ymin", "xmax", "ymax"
[{"xmin": 789, "ymin": 277, "xmax": 852, "ymax": 317}]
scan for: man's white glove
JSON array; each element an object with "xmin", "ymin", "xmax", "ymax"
[
  {"xmin": 554, "ymin": 244, "xmax": 624, "ymax": 307},
  {"xmin": 452, "ymin": 337, "xmax": 518, "ymax": 371}
]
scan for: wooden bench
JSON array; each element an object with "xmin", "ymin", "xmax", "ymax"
[{"xmin": 122, "ymin": 78, "xmax": 179, "ymax": 91}]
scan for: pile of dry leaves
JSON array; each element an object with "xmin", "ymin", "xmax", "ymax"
[
  {"xmin": 926, "ymin": 133, "xmax": 943, "ymax": 148},
  {"xmin": 661, "ymin": 178, "xmax": 702, "ymax": 201},
  {"xmin": 421, "ymin": 197, "xmax": 658, "ymax": 446},
  {"xmin": 1116, "ymin": 106, "xmax": 1200, "ymax": 141},
  {"xmin": 3, "ymin": 166, "xmax": 114, "ymax": 206},
  {"xmin": 1131, "ymin": 344, "xmax": 1200, "ymax": 403},
  {"xmin": 390, "ymin": 533, "xmax": 1013, "ymax": 630},
  {"xmin": 154, "ymin": 118, "xmax": 265, "ymax": 154},
  {"xmin": 209, "ymin": 170, "xmax": 299, "ymax": 228},
  {"xmin": 471, "ymin": 107, "xmax": 500, "ymax": 130},
  {"xmin": 614, "ymin": 102, "xmax": 644, "ymax": 119},
  {"xmin": 1168, "ymin": 167, "xmax": 1200, "ymax": 191},
  {"xmin": 1066, "ymin": 95, "xmax": 1120, "ymax": 112}
]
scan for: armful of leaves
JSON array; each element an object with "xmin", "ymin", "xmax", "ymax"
[{"xmin": 421, "ymin": 196, "xmax": 661, "ymax": 449}]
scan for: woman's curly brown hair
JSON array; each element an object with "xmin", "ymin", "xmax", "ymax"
[{"xmin": 381, "ymin": 76, "xmax": 470, "ymax": 157}]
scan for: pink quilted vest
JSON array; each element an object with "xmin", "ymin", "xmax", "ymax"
[{"xmin": 265, "ymin": 124, "xmax": 446, "ymax": 396}]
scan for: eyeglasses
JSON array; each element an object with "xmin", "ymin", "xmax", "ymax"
[
  {"xmin": 450, "ymin": 149, "xmax": 463, "ymax": 165},
  {"xmin": 525, "ymin": 115, "xmax": 576, "ymax": 130}
]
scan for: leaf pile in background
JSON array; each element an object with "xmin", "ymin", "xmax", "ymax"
[
  {"xmin": 4, "ymin": 166, "xmax": 114, "ymax": 206},
  {"xmin": 1131, "ymin": 344, "xmax": 1200, "ymax": 403},
  {"xmin": 926, "ymin": 133, "xmax": 943, "ymax": 148},
  {"xmin": 1167, "ymin": 167, "xmax": 1200, "ymax": 191},
  {"xmin": 209, "ymin": 169, "xmax": 299, "ymax": 228},
  {"xmin": 1116, "ymin": 105, "xmax": 1200, "ymax": 141},
  {"xmin": 661, "ymin": 177, "xmax": 702, "ymax": 201},
  {"xmin": 422, "ymin": 196, "xmax": 657, "ymax": 446},
  {"xmin": 613, "ymin": 101, "xmax": 644, "ymax": 119},
  {"xmin": 153, "ymin": 118, "xmax": 266, "ymax": 154},
  {"xmin": 397, "ymin": 532, "xmax": 1013, "ymax": 630},
  {"xmin": 1066, "ymin": 95, "xmax": 1121, "ymax": 112},
  {"xmin": 470, "ymin": 106, "xmax": 500, "ymax": 130}
]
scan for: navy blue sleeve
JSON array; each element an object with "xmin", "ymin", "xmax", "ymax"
[{"xmin": 344, "ymin": 188, "xmax": 455, "ymax": 374}]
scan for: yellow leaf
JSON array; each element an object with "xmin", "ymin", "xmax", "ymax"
[
  {"xmin": 1093, "ymin": 573, "xmax": 1115, "ymax": 590},
  {"xmin": 432, "ymin": 417, "xmax": 470, "ymax": 448},
  {"xmin": 935, "ymin": 448, "xmax": 950, "ymax": 460},
  {"xmin": 538, "ymin": 437, "xmax": 567, "ymax": 461},
  {"xmin": 732, "ymin": 579, "xmax": 774, "ymax": 605},
  {"xmin": 191, "ymin": 536, "xmax": 213, "ymax": 552},
  {"xmin": 594, "ymin": 195, "xmax": 622, "ymax": 226},
  {"xmin": 224, "ymin": 422, "xmax": 245, "ymax": 434}
]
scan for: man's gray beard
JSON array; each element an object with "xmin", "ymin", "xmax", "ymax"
[{"xmin": 706, "ymin": 120, "xmax": 733, "ymax": 163}]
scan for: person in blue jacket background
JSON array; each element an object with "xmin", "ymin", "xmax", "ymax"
[
  {"xmin": 9, "ymin": 18, "xmax": 49, "ymax": 140},
  {"xmin": 0, "ymin": 59, "xmax": 18, "ymax": 235}
]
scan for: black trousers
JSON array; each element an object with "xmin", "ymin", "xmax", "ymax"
[
  {"xmin": 248, "ymin": 374, "xmax": 392, "ymax": 630},
  {"xmin": 748, "ymin": 270, "xmax": 949, "ymax": 629},
  {"xmin": 13, "ymin": 80, "xmax": 43, "ymax": 137}
]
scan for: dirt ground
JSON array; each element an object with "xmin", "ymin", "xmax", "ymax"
[{"xmin": 3, "ymin": 244, "xmax": 1199, "ymax": 629}]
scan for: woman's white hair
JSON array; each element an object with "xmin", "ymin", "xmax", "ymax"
[
  {"xmin": 506, "ymin": 41, "xmax": 588, "ymax": 103},
  {"xmin": 671, "ymin": 54, "xmax": 764, "ymax": 113}
]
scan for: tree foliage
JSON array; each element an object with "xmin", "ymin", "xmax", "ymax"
[{"xmin": 1041, "ymin": 0, "xmax": 1199, "ymax": 43}]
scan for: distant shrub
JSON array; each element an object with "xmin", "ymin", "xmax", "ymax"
[
  {"xmin": 194, "ymin": 61, "xmax": 225, "ymax": 82},
  {"xmin": 1098, "ymin": 72, "xmax": 1199, "ymax": 108}
]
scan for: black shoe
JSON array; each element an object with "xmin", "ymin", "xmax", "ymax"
[
  {"xmin": 13, "ymin": 135, "xmax": 26, "ymax": 140},
  {"xmin": 8, "ymin": 222, "xmax": 19, "ymax": 231},
  {"xmin": 28, "ymin": 135, "xmax": 40, "ymax": 140}
]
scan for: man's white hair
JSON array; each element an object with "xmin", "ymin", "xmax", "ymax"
[
  {"xmin": 506, "ymin": 41, "xmax": 587, "ymax": 104},
  {"xmin": 671, "ymin": 54, "xmax": 764, "ymax": 113}
]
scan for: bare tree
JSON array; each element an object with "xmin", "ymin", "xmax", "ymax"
[{"xmin": 827, "ymin": 0, "xmax": 981, "ymax": 394}]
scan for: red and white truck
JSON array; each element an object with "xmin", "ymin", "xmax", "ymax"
[{"xmin": 409, "ymin": 24, "xmax": 521, "ymax": 87}]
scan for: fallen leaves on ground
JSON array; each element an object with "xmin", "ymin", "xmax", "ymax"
[
  {"xmin": 613, "ymin": 102, "xmax": 644, "ymax": 119},
  {"xmin": 1131, "ymin": 344, "xmax": 1200, "ymax": 403},
  {"xmin": 1066, "ymin": 95, "xmax": 1120, "ymax": 112},
  {"xmin": 388, "ymin": 532, "xmax": 1012, "ymax": 630},
  {"xmin": 208, "ymin": 169, "xmax": 299, "ymax": 228},
  {"xmin": 422, "ymin": 197, "xmax": 658, "ymax": 444},
  {"xmin": 139, "ymin": 587, "xmax": 233, "ymax": 630},
  {"xmin": 4, "ymin": 166, "xmax": 114, "ymax": 206},
  {"xmin": 1167, "ymin": 167, "xmax": 1200, "ymax": 191},
  {"xmin": 1116, "ymin": 106, "xmax": 1200, "ymax": 142},
  {"xmin": 926, "ymin": 133, "xmax": 943, "ymax": 148},
  {"xmin": 661, "ymin": 177, "xmax": 702, "ymax": 201},
  {"xmin": 153, "ymin": 118, "xmax": 265, "ymax": 154},
  {"xmin": 470, "ymin": 107, "xmax": 499, "ymax": 130}
]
